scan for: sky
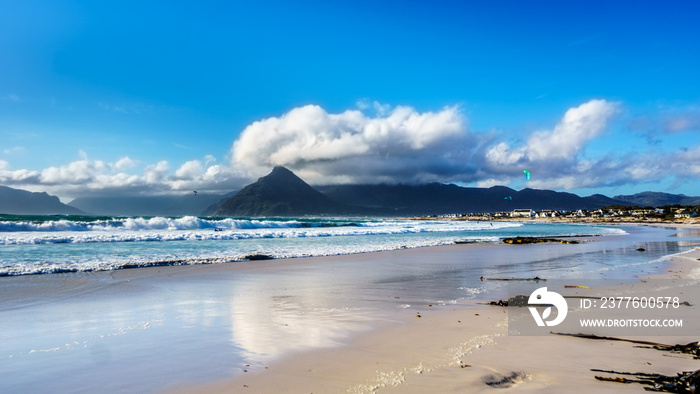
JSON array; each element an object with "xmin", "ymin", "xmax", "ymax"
[{"xmin": 1, "ymin": 0, "xmax": 699, "ymax": 201}]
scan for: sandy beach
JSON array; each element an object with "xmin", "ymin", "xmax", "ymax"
[
  {"xmin": 2, "ymin": 224, "xmax": 699, "ymax": 393},
  {"xmin": 177, "ymin": 225, "xmax": 700, "ymax": 394},
  {"xmin": 5, "ymin": 2, "xmax": 700, "ymax": 392}
]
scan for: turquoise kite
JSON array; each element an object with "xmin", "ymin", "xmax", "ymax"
[
  {"xmin": 523, "ymin": 170, "xmax": 531, "ymax": 180},
  {"xmin": 504, "ymin": 196, "xmax": 512, "ymax": 200}
]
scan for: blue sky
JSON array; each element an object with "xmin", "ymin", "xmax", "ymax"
[{"xmin": 1, "ymin": 0, "xmax": 699, "ymax": 200}]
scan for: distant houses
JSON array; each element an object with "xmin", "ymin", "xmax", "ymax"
[
  {"xmin": 511, "ymin": 209, "xmax": 534, "ymax": 218},
  {"xmin": 425, "ymin": 205, "xmax": 699, "ymax": 223},
  {"xmin": 675, "ymin": 209, "xmax": 697, "ymax": 219},
  {"xmin": 536, "ymin": 210, "xmax": 558, "ymax": 218}
]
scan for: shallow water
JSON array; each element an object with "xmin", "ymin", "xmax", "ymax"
[{"xmin": 0, "ymin": 223, "xmax": 697, "ymax": 392}]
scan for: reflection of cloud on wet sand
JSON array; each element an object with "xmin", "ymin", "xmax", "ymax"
[{"xmin": 229, "ymin": 291, "xmax": 374, "ymax": 361}]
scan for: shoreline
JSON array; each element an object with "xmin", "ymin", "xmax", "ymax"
[
  {"xmin": 174, "ymin": 224, "xmax": 700, "ymax": 393},
  {"xmin": 412, "ymin": 215, "xmax": 700, "ymax": 226}
]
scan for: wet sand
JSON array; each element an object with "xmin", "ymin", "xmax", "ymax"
[{"xmin": 178, "ymin": 227, "xmax": 700, "ymax": 393}]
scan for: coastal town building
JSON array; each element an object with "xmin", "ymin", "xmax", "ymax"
[
  {"xmin": 536, "ymin": 210, "xmax": 558, "ymax": 218},
  {"xmin": 511, "ymin": 209, "xmax": 534, "ymax": 218},
  {"xmin": 675, "ymin": 209, "xmax": 697, "ymax": 219}
]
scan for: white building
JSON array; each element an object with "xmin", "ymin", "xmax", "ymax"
[
  {"xmin": 675, "ymin": 209, "xmax": 697, "ymax": 219},
  {"xmin": 511, "ymin": 209, "xmax": 534, "ymax": 218},
  {"xmin": 536, "ymin": 210, "xmax": 558, "ymax": 218}
]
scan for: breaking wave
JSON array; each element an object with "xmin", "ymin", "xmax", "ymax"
[
  {"xmin": 0, "ymin": 217, "xmax": 524, "ymax": 245},
  {"xmin": 0, "ymin": 216, "xmax": 366, "ymax": 233}
]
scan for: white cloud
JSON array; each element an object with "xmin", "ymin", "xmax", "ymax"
[
  {"xmin": 477, "ymin": 178, "xmax": 509, "ymax": 188},
  {"xmin": 526, "ymin": 99, "xmax": 619, "ymax": 161},
  {"xmin": 41, "ymin": 159, "xmax": 96, "ymax": 185},
  {"xmin": 356, "ymin": 100, "xmax": 392, "ymax": 116},
  {"xmin": 485, "ymin": 100, "xmax": 619, "ymax": 171},
  {"xmin": 673, "ymin": 146, "xmax": 700, "ymax": 176},
  {"xmin": 144, "ymin": 161, "xmax": 169, "ymax": 184},
  {"xmin": 0, "ymin": 150, "xmax": 250, "ymax": 199},
  {"xmin": 113, "ymin": 156, "xmax": 137, "ymax": 171},
  {"xmin": 231, "ymin": 104, "xmax": 468, "ymax": 184},
  {"xmin": 355, "ymin": 100, "xmax": 369, "ymax": 110},
  {"xmin": 203, "ymin": 154, "xmax": 216, "ymax": 166},
  {"xmin": 167, "ymin": 164, "xmax": 241, "ymax": 192},
  {"xmin": 0, "ymin": 160, "xmax": 40, "ymax": 183},
  {"xmin": 174, "ymin": 160, "xmax": 204, "ymax": 179},
  {"xmin": 485, "ymin": 142, "xmax": 525, "ymax": 166},
  {"xmin": 623, "ymin": 163, "xmax": 658, "ymax": 180},
  {"xmin": 480, "ymin": 99, "xmax": 624, "ymax": 190}
]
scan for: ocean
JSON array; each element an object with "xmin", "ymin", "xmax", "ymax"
[{"xmin": 0, "ymin": 214, "xmax": 627, "ymax": 276}]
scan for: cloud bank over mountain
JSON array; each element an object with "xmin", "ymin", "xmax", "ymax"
[
  {"xmin": 1, "ymin": 99, "xmax": 699, "ymax": 199},
  {"xmin": 230, "ymin": 99, "xmax": 661, "ymax": 190},
  {"xmin": 231, "ymin": 104, "xmax": 472, "ymax": 184}
]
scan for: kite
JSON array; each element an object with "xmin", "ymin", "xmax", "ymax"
[
  {"xmin": 504, "ymin": 196, "xmax": 512, "ymax": 200},
  {"xmin": 523, "ymin": 170, "xmax": 531, "ymax": 180},
  {"xmin": 193, "ymin": 191, "xmax": 198, "ymax": 196}
]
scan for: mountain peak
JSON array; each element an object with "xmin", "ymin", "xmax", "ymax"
[
  {"xmin": 270, "ymin": 166, "xmax": 294, "ymax": 175},
  {"xmin": 214, "ymin": 167, "xmax": 356, "ymax": 216},
  {"xmin": 261, "ymin": 166, "xmax": 305, "ymax": 183}
]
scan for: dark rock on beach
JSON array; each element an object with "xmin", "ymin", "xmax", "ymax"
[
  {"xmin": 244, "ymin": 254, "xmax": 273, "ymax": 261},
  {"xmin": 489, "ymin": 295, "xmax": 530, "ymax": 307}
]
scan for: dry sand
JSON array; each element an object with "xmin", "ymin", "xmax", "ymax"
[{"xmin": 177, "ymin": 228, "xmax": 700, "ymax": 394}]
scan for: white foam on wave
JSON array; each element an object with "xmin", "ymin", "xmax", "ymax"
[
  {"xmin": 600, "ymin": 227, "xmax": 628, "ymax": 235},
  {"xmin": 0, "ymin": 219, "xmax": 524, "ymax": 245},
  {"xmin": 0, "ymin": 216, "xmax": 314, "ymax": 232},
  {"xmin": 0, "ymin": 216, "xmax": 525, "ymax": 233}
]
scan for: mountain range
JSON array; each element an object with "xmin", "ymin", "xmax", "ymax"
[
  {"xmin": 69, "ymin": 192, "xmax": 235, "ymax": 216},
  {"xmin": 0, "ymin": 186, "xmax": 85, "ymax": 215},
  {"xmin": 612, "ymin": 192, "xmax": 700, "ymax": 207},
  {"xmin": 316, "ymin": 184, "xmax": 621, "ymax": 216},
  {"xmin": 210, "ymin": 167, "xmax": 695, "ymax": 216},
  {"xmin": 2, "ymin": 167, "xmax": 698, "ymax": 216}
]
